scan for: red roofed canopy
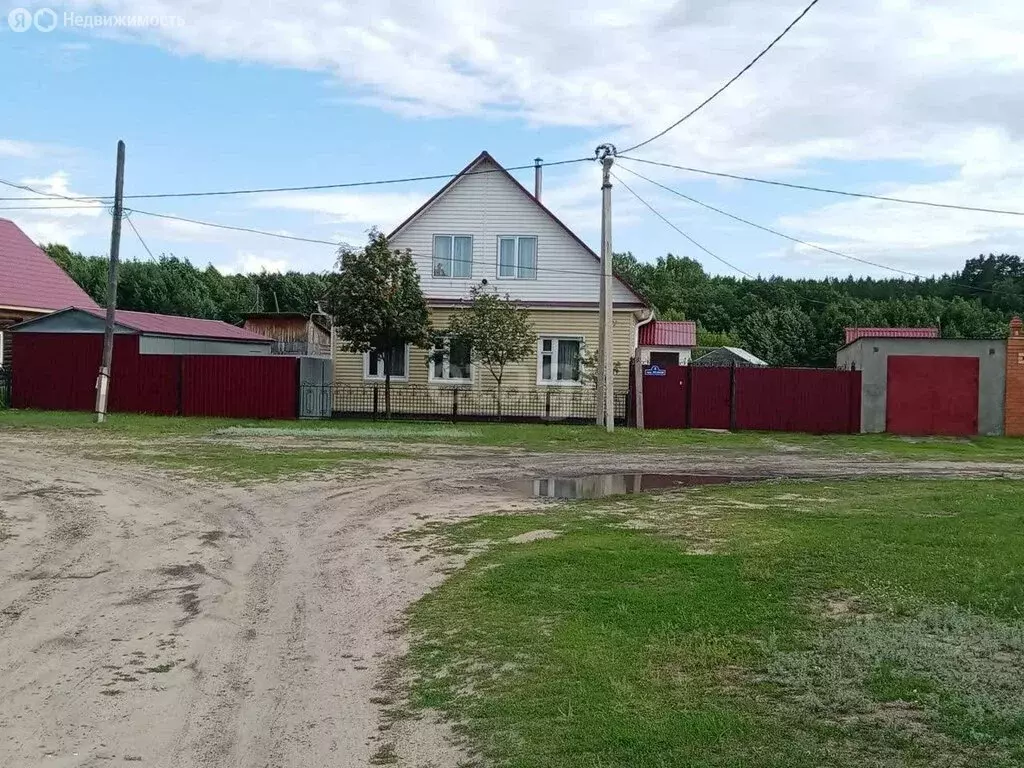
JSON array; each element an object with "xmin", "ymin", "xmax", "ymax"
[
  {"xmin": 10, "ymin": 306, "xmax": 271, "ymax": 343},
  {"xmin": 844, "ymin": 327, "xmax": 940, "ymax": 345},
  {"xmin": 638, "ymin": 320, "xmax": 697, "ymax": 348},
  {"xmin": 0, "ymin": 218, "xmax": 99, "ymax": 312}
]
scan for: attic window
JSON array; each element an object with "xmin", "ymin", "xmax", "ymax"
[
  {"xmin": 433, "ymin": 235, "xmax": 473, "ymax": 278},
  {"xmin": 497, "ymin": 236, "xmax": 537, "ymax": 279}
]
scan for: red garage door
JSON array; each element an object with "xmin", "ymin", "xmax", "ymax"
[{"xmin": 886, "ymin": 355, "xmax": 979, "ymax": 436}]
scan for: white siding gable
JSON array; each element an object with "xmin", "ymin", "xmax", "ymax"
[{"xmin": 390, "ymin": 156, "xmax": 642, "ymax": 306}]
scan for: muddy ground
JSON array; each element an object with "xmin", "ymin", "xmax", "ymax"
[{"xmin": 1, "ymin": 431, "xmax": 1020, "ymax": 768}]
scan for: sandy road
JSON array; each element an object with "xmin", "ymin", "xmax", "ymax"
[
  {"xmin": 0, "ymin": 432, "xmax": 1020, "ymax": 768},
  {"xmin": 0, "ymin": 442, "xmax": 525, "ymax": 768}
]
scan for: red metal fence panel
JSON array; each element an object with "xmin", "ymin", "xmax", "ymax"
[
  {"xmin": 689, "ymin": 367, "xmax": 733, "ymax": 429},
  {"xmin": 639, "ymin": 362, "xmax": 861, "ymax": 434},
  {"xmin": 886, "ymin": 355, "xmax": 978, "ymax": 436},
  {"xmin": 182, "ymin": 355, "xmax": 297, "ymax": 419},
  {"xmin": 12, "ymin": 332, "xmax": 298, "ymax": 419},
  {"xmin": 642, "ymin": 365, "xmax": 688, "ymax": 428},
  {"xmin": 735, "ymin": 368, "xmax": 861, "ymax": 433}
]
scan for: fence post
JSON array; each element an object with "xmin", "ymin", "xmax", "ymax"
[
  {"xmin": 372, "ymin": 386, "xmax": 379, "ymax": 420},
  {"xmin": 452, "ymin": 388, "xmax": 459, "ymax": 422},
  {"xmin": 632, "ymin": 357, "xmax": 644, "ymax": 429},
  {"xmin": 729, "ymin": 362, "xmax": 737, "ymax": 431},
  {"xmin": 545, "ymin": 389, "xmax": 552, "ymax": 421}
]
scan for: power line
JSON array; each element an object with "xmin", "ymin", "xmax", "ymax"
[
  {"xmin": 618, "ymin": 156, "xmax": 1024, "ymax": 217},
  {"xmin": 0, "ymin": 203, "xmax": 110, "ymax": 211},
  {"xmin": 0, "ymin": 157, "xmax": 591, "ymax": 203},
  {"xmin": 124, "ymin": 213, "xmax": 155, "ymax": 260},
  {"xmin": 616, "ymin": 161, "xmax": 925, "ymax": 278},
  {"xmin": 0, "ymin": 177, "xmax": 108, "ymax": 204},
  {"xmin": 126, "ymin": 208, "xmax": 346, "ymax": 247},
  {"xmin": 610, "ymin": 170, "xmax": 754, "ymax": 278},
  {"xmin": 621, "ymin": 0, "xmax": 822, "ymax": 154},
  {"xmin": 616, "ymin": 160, "xmax": 1007, "ymax": 297},
  {"xmin": 125, "ymin": 206, "xmax": 635, "ymax": 281}
]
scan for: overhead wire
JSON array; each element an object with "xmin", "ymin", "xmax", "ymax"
[
  {"xmin": 615, "ymin": 160, "xmax": 1005, "ymax": 296},
  {"xmin": 610, "ymin": 170, "xmax": 754, "ymax": 278},
  {"xmin": 615, "ymin": 160, "xmax": 925, "ymax": 278},
  {"xmin": 617, "ymin": 156, "xmax": 1024, "ymax": 217},
  {"xmin": 620, "ymin": 0, "xmax": 822, "ymax": 154},
  {"xmin": 0, "ymin": 156, "xmax": 591, "ymax": 203},
  {"xmin": 123, "ymin": 212, "xmax": 155, "ymax": 260},
  {"xmin": 125, "ymin": 207, "xmax": 631, "ymax": 281}
]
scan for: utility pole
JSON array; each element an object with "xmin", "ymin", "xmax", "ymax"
[
  {"xmin": 94, "ymin": 140, "xmax": 126, "ymax": 423},
  {"xmin": 595, "ymin": 143, "xmax": 616, "ymax": 432}
]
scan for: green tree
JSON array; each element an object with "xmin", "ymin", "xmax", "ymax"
[
  {"xmin": 447, "ymin": 285, "xmax": 535, "ymax": 418},
  {"xmin": 325, "ymin": 229, "xmax": 431, "ymax": 417}
]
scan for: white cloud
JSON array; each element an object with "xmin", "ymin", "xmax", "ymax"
[
  {"xmin": 0, "ymin": 139, "xmax": 42, "ymax": 158},
  {"xmin": 252, "ymin": 190, "xmax": 425, "ymax": 229},
  {"xmin": 215, "ymin": 251, "xmax": 291, "ymax": 275},
  {"xmin": 1, "ymin": 171, "xmax": 108, "ymax": 248},
  {"xmin": 38, "ymin": 0, "xmax": 1024, "ymax": 271}
]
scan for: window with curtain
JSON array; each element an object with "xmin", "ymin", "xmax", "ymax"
[
  {"xmin": 538, "ymin": 337, "xmax": 582, "ymax": 384},
  {"xmin": 430, "ymin": 336, "xmax": 472, "ymax": 382},
  {"xmin": 365, "ymin": 342, "xmax": 408, "ymax": 380},
  {"xmin": 432, "ymin": 235, "xmax": 473, "ymax": 278},
  {"xmin": 497, "ymin": 236, "xmax": 538, "ymax": 279}
]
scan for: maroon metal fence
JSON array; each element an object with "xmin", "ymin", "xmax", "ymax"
[
  {"xmin": 12, "ymin": 332, "xmax": 298, "ymax": 419},
  {"xmin": 638, "ymin": 363, "xmax": 861, "ymax": 433}
]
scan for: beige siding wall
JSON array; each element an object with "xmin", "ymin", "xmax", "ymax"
[{"xmin": 333, "ymin": 308, "xmax": 637, "ymax": 394}]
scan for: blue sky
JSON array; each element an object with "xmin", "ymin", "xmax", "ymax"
[{"xmin": 2, "ymin": 0, "xmax": 1023, "ymax": 279}]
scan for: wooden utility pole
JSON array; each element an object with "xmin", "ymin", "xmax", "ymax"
[
  {"xmin": 94, "ymin": 140, "xmax": 126, "ymax": 423},
  {"xmin": 595, "ymin": 144, "xmax": 616, "ymax": 432}
]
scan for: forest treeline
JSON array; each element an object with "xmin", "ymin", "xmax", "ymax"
[{"xmin": 47, "ymin": 243, "xmax": 1022, "ymax": 368}]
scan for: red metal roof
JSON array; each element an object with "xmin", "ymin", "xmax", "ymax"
[
  {"xmin": 844, "ymin": 327, "xmax": 940, "ymax": 344},
  {"xmin": 638, "ymin": 320, "xmax": 697, "ymax": 348},
  {"xmin": 77, "ymin": 306, "xmax": 272, "ymax": 342},
  {"xmin": 0, "ymin": 218, "xmax": 100, "ymax": 312}
]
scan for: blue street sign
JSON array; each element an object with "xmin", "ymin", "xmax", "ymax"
[{"xmin": 645, "ymin": 365, "xmax": 667, "ymax": 377}]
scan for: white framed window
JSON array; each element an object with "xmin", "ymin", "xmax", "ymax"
[
  {"xmin": 363, "ymin": 342, "xmax": 410, "ymax": 381},
  {"xmin": 537, "ymin": 336, "xmax": 582, "ymax": 385},
  {"xmin": 433, "ymin": 235, "xmax": 473, "ymax": 278},
  {"xmin": 497, "ymin": 236, "xmax": 537, "ymax": 279},
  {"xmin": 429, "ymin": 336, "xmax": 473, "ymax": 383}
]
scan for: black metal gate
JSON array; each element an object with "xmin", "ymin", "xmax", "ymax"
[{"xmin": 0, "ymin": 367, "xmax": 10, "ymax": 409}]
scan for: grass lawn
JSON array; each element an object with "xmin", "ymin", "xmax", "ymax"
[
  {"xmin": 2, "ymin": 409, "xmax": 1022, "ymax": 461},
  {"xmin": 404, "ymin": 480, "xmax": 1024, "ymax": 767}
]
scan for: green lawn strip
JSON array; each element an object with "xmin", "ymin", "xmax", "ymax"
[
  {"xmin": 405, "ymin": 480, "xmax": 1024, "ymax": 767},
  {"xmin": 4, "ymin": 409, "xmax": 1023, "ymax": 460}
]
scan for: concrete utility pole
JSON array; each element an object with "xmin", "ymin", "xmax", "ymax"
[
  {"xmin": 595, "ymin": 143, "xmax": 616, "ymax": 432},
  {"xmin": 94, "ymin": 140, "xmax": 126, "ymax": 423}
]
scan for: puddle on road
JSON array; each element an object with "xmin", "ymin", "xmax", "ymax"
[{"xmin": 513, "ymin": 472, "xmax": 775, "ymax": 500}]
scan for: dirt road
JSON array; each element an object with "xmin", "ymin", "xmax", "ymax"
[{"xmin": 1, "ymin": 432, "xmax": 1020, "ymax": 767}]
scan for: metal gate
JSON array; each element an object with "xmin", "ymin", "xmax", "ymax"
[
  {"xmin": 298, "ymin": 357, "xmax": 333, "ymax": 419},
  {"xmin": 0, "ymin": 367, "xmax": 10, "ymax": 409}
]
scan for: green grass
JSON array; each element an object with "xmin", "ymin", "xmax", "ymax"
[
  {"xmin": 404, "ymin": 480, "xmax": 1024, "ymax": 767},
  {"xmin": 2, "ymin": 409, "xmax": 1022, "ymax": 460}
]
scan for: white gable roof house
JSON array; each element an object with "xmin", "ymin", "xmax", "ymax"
[{"xmin": 332, "ymin": 151, "xmax": 652, "ymax": 421}]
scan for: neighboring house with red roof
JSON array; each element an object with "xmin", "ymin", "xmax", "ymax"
[
  {"xmin": 333, "ymin": 151, "xmax": 652, "ymax": 397},
  {"xmin": 0, "ymin": 218, "xmax": 100, "ymax": 366},
  {"xmin": 8, "ymin": 306, "xmax": 272, "ymax": 356},
  {"xmin": 637, "ymin": 320, "xmax": 697, "ymax": 367}
]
